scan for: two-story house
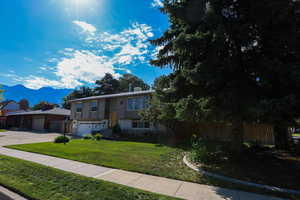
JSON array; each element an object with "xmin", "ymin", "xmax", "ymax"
[{"xmin": 70, "ymin": 89, "xmax": 166, "ymax": 136}]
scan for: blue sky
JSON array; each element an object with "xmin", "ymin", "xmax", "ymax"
[{"xmin": 0, "ymin": 0, "xmax": 170, "ymax": 89}]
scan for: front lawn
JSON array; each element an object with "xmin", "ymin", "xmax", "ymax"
[
  {"xmin": 8, "ymin": 139, "xmax": 198, "ymax": 182},
  {"xmin": 0, "ymin": 129, "xmax": 7, "ymax": 132},
  {"xmin": 0, "ymin": 155, "xmax": 177, "ymax": 200}
]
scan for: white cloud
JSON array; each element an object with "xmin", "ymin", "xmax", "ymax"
[
  {"xmin": 24, "ymin": 76, "xmax": 69, "ymax": 89},
  {"xmin": 151, "ymin": 0, "xmax": 163, "ymax": 8},
  {"xmin": 17, "ymin": 22, "xmax": 157, "ymax": 89},
  {"xmin": 73, "ymin": 20, "xmax": 97, "ymax": 35}
]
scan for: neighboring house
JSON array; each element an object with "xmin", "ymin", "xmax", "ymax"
[
  {"xmin": 0, "ymin": 100, "xmax": 22, "ymax": 128},
  {"xmin": 6, "ymin": 108, "xmax": 71, "ymax": 133},
  {"xmin": 70, "ymin": 89, "xmax": 166, "ymax": 136}
]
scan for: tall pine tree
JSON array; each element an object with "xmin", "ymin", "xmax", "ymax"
[{"xmin": 151, "ymin": 0, "xmax": 300, "ymax": 151}]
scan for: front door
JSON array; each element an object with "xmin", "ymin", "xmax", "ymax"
[{"xmin": 110, "ymin": 112, "xmax": 118, "ymax": 128}]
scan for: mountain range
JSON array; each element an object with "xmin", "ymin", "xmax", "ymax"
[{"xmin": 1, "ymin": 85, "xmax": 72, "ymax": 106}]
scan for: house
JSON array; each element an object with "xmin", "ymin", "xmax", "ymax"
[
  {"xmin": 6, "ymin": 108, "xmax": 71, "ymax": 133},
  {"xmin": 70, "ymin": 89, "xmax": 166, "ymax": 136},
  {"xmin": 0, "ymin": 100, "xmax": 22, "ymax": 128}
]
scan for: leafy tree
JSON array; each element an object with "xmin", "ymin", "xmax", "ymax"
[
  {"xmin": 63, "ymin": 87, "xmax": 94, "ymax": 109},
  {"xmin": 151, "ymin": 0, "xmax": 300, "ymax": 151},
  {"xmin": 119, "ymin": 74, "xmax": 150, "ymax": 92},
  {"xmin": 33, "ymin": 101, "xmax": 58, "ymax": 111},
  {"xmin": 19, "ymin": 99, "xmax": 29, "ymax": 110},
  {"xmin": 94, "ymin": 73, "xmax": 120, "ymax": 95}
]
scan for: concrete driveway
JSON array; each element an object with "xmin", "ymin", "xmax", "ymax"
[{"xmin": 0, "ymin": 131, "xmax": 61, "ymax": 146}]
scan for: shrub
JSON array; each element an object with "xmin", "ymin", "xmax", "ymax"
[
  {"xmin": 190, "ymin": 138, "xmax": 209, "ymax": 163},
  {"xmin": 93, "ymin": 133, "xmax": 103, "ymax": 141},
  {"xmin": 112, "ymin": 124, "xmax": 121, "ymax": 134},
  {"xmin": 54, "ymin": 136, "xmax": 69, "ymax": 144},
  {"xmin": 291, "ymin": 140, "xmax": 300, "ymax": 156},
  {"xmin": 83, "ymin": 134, "xmax": 93, "ymax": 140}
]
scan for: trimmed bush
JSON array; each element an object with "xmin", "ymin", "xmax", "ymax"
[
  {"xmin": 83, "ymin": 134, "xmax": 93, "ymax": 140},
  {"xmin": 93, "ymin": 133, "xmax": 103, "ymax": 141},
  {"xmin": 54, "ymin": 136, "xmax": 70, "ymax": 144},
  {"xmin": 112, "ymin": 124, "xmax": 121, "ymax": 134}
]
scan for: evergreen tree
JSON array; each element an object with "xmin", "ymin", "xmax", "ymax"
[
  {"xmin": 19, "ymin": 99, "xmax": 29, "ymax": 110},
  {"xmin": 151, "ymin": 0, "xmax": 300, "ymax": 151},
  {"xmin": 119, "ymin": 74, "xmax": 150, "ymax": 92},
  {"xmin": 63, "ymin": 87, "xmax": 94, "ymax": 109},
  {"xmin": 94, "ymin": 73, "xmax": 120, "ymax": 95},
  {"xmin": 33, "ymin": 101, "xmax": 58, "ymax": 111}
]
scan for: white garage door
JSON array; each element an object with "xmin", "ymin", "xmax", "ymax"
[
  {"xmin": 77, "ymin": 123, "xmax": 93, "ymax": 136},
  {"xmin": 32, "ymin": 116, "xmax": 45, "ymax": 131},
  {"xmin": 76, "ymin": 121, "xmax": 108, "ymax": 136}
]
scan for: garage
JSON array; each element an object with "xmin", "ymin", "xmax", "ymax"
[
  {"xmin": 76, "ymin": 121, "xmax": 108, "ymax": 136},
  {"xmin": 32, "ymin": 116, "xmax": 45, "ymax": 131},
  {"xmin": 49, "ymin": 120, "xmax": 63, "ymax": 132},
  {"xmin": 7, "ymin": 108, "xmax": 71, "ymax": 133}
]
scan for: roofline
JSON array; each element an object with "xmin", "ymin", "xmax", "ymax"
[
  {"xmin": 69, "ymin": 90, "xmax": 155, "ymax": 103},
  {"xmin": 8, "ymin": 113, "xmax": 69, "ymax": 116}
]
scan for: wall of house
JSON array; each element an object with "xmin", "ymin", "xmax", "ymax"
[
  {"xmin": 70, "ymin": 93, "xmax": 170, "ymax": 135},
  {"xmin": 118, "ymin": 120, "xmax": 167, "ymax": 135},
  {"xmin": 109, "ymin": 94, "xmax": 150, "ymax": 120},
  {"xmin": 71, "ymin": 99, "xmax": 106, "ymax": 121}
]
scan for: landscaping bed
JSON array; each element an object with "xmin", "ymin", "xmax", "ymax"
[
  {"xmin": 0, "ymin": 154, "xmax": 177, "ymax": 200},
  {"xmin": 188, "ymin": 140, "xmax": 300, "ymax": 191}
]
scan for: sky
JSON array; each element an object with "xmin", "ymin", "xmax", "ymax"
[{"xmin": 0, "ymin": 0, "xmax": 171, "ymax": 89}]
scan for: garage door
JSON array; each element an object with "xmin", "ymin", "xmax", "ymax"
[
  {"xmin": 32, "ymin": 116, "xmax": 45, "ymax": 131},
  {"xmin": 49, "ymin": 121, "xmax": 62, "ymax": 133},
  {"xmin": 76, "ymin": 121, "xmax": 108, "ymax": 136},
  {"xmin": 77, "ymin": 123, "xmax": 93, "ymax": 136}
]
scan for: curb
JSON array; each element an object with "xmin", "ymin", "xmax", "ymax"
[
  {"xmin": 183, "ymin": 155, "xmax": 300, "ymax": 196},
  {"xmin": 0, "ymin": 185, "xmax": 28, "ymax": 200}
]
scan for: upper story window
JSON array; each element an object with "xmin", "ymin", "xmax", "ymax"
[
  {"xmin": 76, "ymin": 103, "xmax": 83, "ymax": 113},
  {"xmin": 90, "ymin": 101, "xmax": 98, "ymax": 112},
  {"xmin": 127, "ymin": 96, "xmax": 149, "ymax": 111}
]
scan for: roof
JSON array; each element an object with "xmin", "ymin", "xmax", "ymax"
[
  {"xmin": 7, "ymin": 108, "xmax": 70, "ymax": 116},
  {"xmin": 69, "ymin": 90, "xmax": 155, "ymax": 103},
  {"xmin": 0, "ymin": 100, "xmax": 17, "ymax": 110}
]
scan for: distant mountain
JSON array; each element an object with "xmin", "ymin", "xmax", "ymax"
[{"xmin": 1, "ymin": 84, "xmax": 72, "ymax": 106}]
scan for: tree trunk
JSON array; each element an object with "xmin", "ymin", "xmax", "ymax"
[
  {"xmin": 231, "ymin": 118, "xmax": 244, "ymax": 154},
  {"xmin": 274, "ymin": 124, "xmax": 291, "ymax": 150}
]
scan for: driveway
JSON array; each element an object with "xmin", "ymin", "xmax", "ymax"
[{"xmin": 0, "ymin": 131, "xmax": 61, "ymax": 146}]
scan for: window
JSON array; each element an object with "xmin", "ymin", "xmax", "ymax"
[
  {"xmin": 132, "ymin": 121, "xmax": 150, "ymax": 129},
  {"xmin": 127, "ymin": 96, "xmax": 149, "ymax": 111},
  {"xmin": 90, "ymin": 101, "xmax": 97, "ymax": 112},
  {"xmin": 76, "ymin": 103, "xmax": 83, "ymax": 113}
]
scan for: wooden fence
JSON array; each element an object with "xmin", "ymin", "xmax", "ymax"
[{"xmin": 173, "ymin": 122, "xmax": 275, "ymax": 145}]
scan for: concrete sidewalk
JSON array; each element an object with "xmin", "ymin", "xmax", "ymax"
[{"xmin": 0, "ymin": 147, "xmax": 284, "ymax": 200}]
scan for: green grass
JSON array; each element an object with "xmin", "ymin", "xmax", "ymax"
[
  {"xmin": 8, "ymin": 139, "xmax": 300, "ymax": 200},
  {"xmin": 293, "ymin": 133, "xmax": 300, "ymax": 137},
  {"xmin": 0, "ymin": 129, "xmax": 7, "ymax": 132},
  {"xmin": 8, "ymin": 139, "xmax": 197, "ymax": 182},
  {"xmin": 0, "ymin": 154, "xmax": 177, "ymax": 200}
]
